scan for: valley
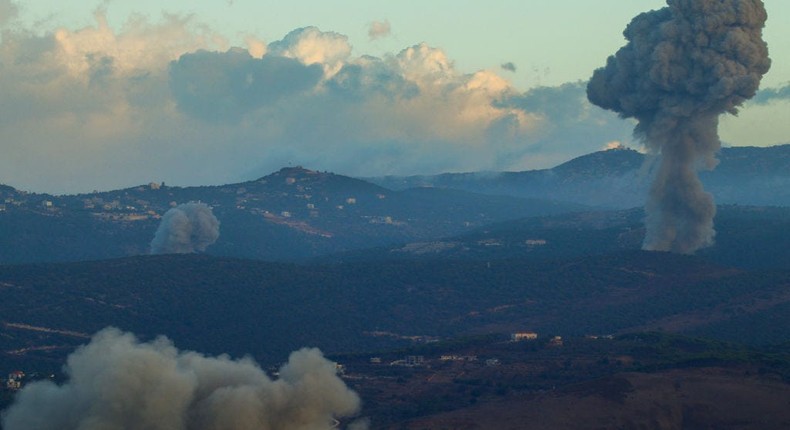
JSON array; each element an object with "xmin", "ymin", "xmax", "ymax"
[{"xmin": 1, "ymin": 145, "xmax": 790, "ymax": 428}]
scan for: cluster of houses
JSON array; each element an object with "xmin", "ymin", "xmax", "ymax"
[
  {"xmin": 1, "ymin": 195, "xmax": 25, "ymax": 212},
  {"xmin": 511, "ymin": 332, "xmax": 564, "ymax": 347},
  {"xmin": 365, "ymin": 331, "xmax": 567, "ymax": 370},
  {"xmin": 2, "ymin": 370, "xmax": 25, "ymax": 391},
  {"xmin": 1, "ymin": 187, "xmax": 164, "ymax": 222},
  {"xmin": 1, "ymin": 370, "xmax": 57, "ymax": 392}
]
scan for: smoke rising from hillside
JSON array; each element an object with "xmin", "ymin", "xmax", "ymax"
[
  {"xmin": 587, "ymin": 0, "xmax": 770, "ymax": 253},
  {"xmin": 150, "ymin": 202, "xmax": 220, "ymax": 254},
  {"xmin": 0, "ymin": 327, "xmax": 364, "ymax": 430}
]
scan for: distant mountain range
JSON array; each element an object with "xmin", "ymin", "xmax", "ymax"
[
  {"xmin": 366, "ymin": 144, "xmax": 790, "ymax": 208},
  {"xmin": 0, "ymin": 167, "xmax": 580, "ymax": 265},
  {"xmin": 1, "ymin": 144, "xmax": 788, "ymax": 265}
]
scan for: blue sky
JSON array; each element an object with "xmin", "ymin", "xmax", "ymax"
[
  {"xmin": 17, "ymin": 0, "xmax": 789, "ymax": 89},
  {"xmin": 1, "ymin": 0, "xmax": 788, "ymax": 193}
]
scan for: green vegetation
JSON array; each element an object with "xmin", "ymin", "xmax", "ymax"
[
  {"xmin": 1, "ymin": 251, "xmax": 788, "ymax": 373},
  {"xmin": 338, "ymin": 331, "xmax": 790, "ymax": 426}
]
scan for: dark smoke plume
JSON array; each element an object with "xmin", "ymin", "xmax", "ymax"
[
  {"xmin": 587, "ymin": 0, "xmax": 770, "ymax": 253},
  {"xmin": 150, "ymin": 202, "xmax": 220, "ymax": 254},
  {"xmin": 1, "ymin": 327, "xmax": 364, "ymax": 430}
]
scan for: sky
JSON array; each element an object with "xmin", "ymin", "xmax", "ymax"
[{"xmin": 1, "ymin": 0, "xmax": 788, "ymax": 194}]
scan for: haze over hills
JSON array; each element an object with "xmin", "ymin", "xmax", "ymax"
[
  {"xmin": 367, "ymin": 144, "xmax": 790, "ymax": 208},
  {"xmin": 1, "ymin": 145, "xmax": 789, "ymax": 266}
]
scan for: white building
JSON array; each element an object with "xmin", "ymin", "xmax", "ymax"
[{"xmin": 511, "ymin": 332, "xmax": 538, "ymax": 342}]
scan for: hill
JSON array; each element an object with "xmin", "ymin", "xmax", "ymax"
[
  {"xmin": 3, "ymin": 145, "xmax": 789, "ymax": 266},
  {"xmin": 367, "ymin": 144, "xmax": 790, "ymax": 208},
  {"xmin": 0, "ymin": 167, "xmax": 581, "ymax": 265},
  {"xmin": 398, "ymin": 366, "xmax": 790, "ymax": 429},
  {"xmin": 336, "ymin": 332, "xmax": 790, "ymax": 428},
  {"xmin": 327, "ymin": 205, "xmax": 790, "ymax": 271},
  {"xmin": 0, "ymin": 145, "xmax": 790, "ymax": 264}
]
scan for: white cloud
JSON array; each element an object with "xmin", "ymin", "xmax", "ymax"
[
  {"xmin": 267, "ymin": 26, "xmax": 351, "ymax": 77},
  {"xmin": 244, "ymin": 36, "xmax": 267, "ymax": 58},
  {"xmin": 0, "ymin": 9, "xmax": 641, "ymax": 194},
  {"xmin": 395, "ymin": 43, "xmax": 454, "ymax": 85}
]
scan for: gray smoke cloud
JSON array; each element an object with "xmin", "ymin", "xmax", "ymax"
[
  {"xmin": 587, "ymin": 0, "xmax": 771, "ymax": 254},
  {"xmin": 150, "ymin": 202, "xmax": 220, "ymax": 254},
  {"xmin": 0, "ymin": 327, "xmax": 364, "ymax": 430}
]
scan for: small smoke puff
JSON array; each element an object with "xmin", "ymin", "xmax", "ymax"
[
  {"xmin": 150, "ymin": 202, "xmax": 220, "ymax": 254},
  {"xmin": 501, "ymin": 62, "xmax": 516, "ymax": 73},
  {"xmin": 368, "ymin": 20, "xmax": 391, "ymax": 40},
  {"xmin": 0, "ymin": 327, "xmax": 363, "ymax": 430}
]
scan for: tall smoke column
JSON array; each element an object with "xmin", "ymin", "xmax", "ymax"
[
  {"xmin": 151, "ymin": 202, "xmax": 220, "ymax": 254},
  {"xmin": 587, "ymin": 0, "xmax": 770, "ymax": 253},
  {"xmin": 1, "ymin": 327, "xmax": 365, "ymax": 430}
]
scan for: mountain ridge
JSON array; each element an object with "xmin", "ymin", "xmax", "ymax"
[
  {"xmin": 3, "ymin": 145, "xmax": 790, "ymax": 265},
  {"xmin": 366, "ymin": 144, "xmax": 790, "ymax": 208},
  {"xmin": 0, "ymin": 166, "xmax": 581, "ymax": 265},
  {"xmin": 3, "ymin": 144, "xmax": 789, "ymax": 200}
]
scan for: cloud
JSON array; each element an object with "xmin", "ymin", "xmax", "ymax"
[
  {"xmin": 0, "ymin": 0, "xmax": 17, "ymax": 26},
  {"xmin": 501, "ymin": 62, "xmax": 516, "ymax": 72},
  {"xmin": 751, "ymin": 84, "xmax": 790, "ymax": 105},
  {"xmin": 0, "ymin": 9, "xmax": 638, "ymax": 194},
  {"xmin": 150, "ymin": 202, "xmax": 220, "ymax": 254},
  {"xmin": 0, "ymin": 327, "xmax": 363, "ymax": 430},
  {"xmin": 170, "ymin": 48, "xmax": 323, "ymax": 121},
  {"xmin": 267, "ymin": 26, "xmax": 351, "ymax": 77},
  {"xmin": 368, "ymin": 20, "xmax": 391, "ymax": 40},
  {"xmin": 496, "ymin": 82, "xmax": 635, "ymax": 169},
  {"xmin": 326, "ymin": 56, "xmax": 419, "ymax": 101},
  {"xmin": 0, "ymin": 9, "xmax": 231, "ymax": 192},
  {"xmin": 395, "ymin": 42, "xmax": 454, "ymax": 85}
]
